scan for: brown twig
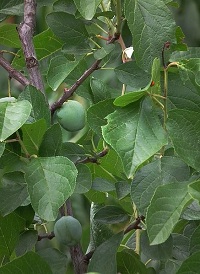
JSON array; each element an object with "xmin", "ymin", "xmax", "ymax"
[
  {"xmin": 124, "ymin": 215, "xmax": 145, "ymax": 234},
  {"xmin": 161, "ymin": 41, "xmax": 171, "ymax": 68},
  {"xmin": 0, "ymin": 53, "xmax": 30, "ymax": 86},
  {"xmin": 75, "ymin": 147, "xmax": 109, "ymax": 165},
  {"xmin": 37, "ymin": 231, "xmax": 55, "ymax": 241},
  {"xmin": 17, "ymin": 0, "xmax": 45, "ymax": 96},
  {"xmin": 82, "ymin": 250, "xmax": 95, "ymax": 264},
  {"xmin": 50, "ymin": 59, "xmax": 102, "ymax": 114}
]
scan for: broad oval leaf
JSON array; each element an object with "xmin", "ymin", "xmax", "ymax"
[
  {"xmin": 0, "ymin": 100, "xmax": 32, "ymax": 141},
  {"xmin": 88, "ymin": 232, "xmax": 123, "ymax": 274},
  {"xmin": 74, "ymin": 164, "xmax": 92, "ymax": 194},
  {"xmin": 18, "ymin": 85, "xmax": 51, "ymax": 126},
  {"xmin": 102, "ymin": 97, "xmax": 167, "ymax": 178},
  {"xmin": 73, "ymin": 0, "xmax": 102, "ymax": 20},
  {"xmin": 167, "ymin": 109, "xmax": 200, "ymax": 171},
  {"xmin": 46, "ymin": 12, "xmax": 88, "ymax": 44},
  {"xmin": 94, "ymin": 205, "xmax": 130, "ymax": 224},
  {"xmin": 47, "ymin": 55, "xmax": 80, "ymax": 91},
  {"xmin": 115, "ymin": 61, "xmax": 151, "ymax": 89},
  {"xmin": 0, "ymin": 251, "xmax": 52, "ymax": 274},
  {"xmin": 131, "ymin": 156, "xmax": 190, "ymax": 215},
  {"xmin": 0, "ymin": 171, "xmax": 29, "ymax": 216},
  {"xmin": 146, "ymin": 182, "xmax": 191, "ymax": 245},
  {"xmin": 87, "ymin": 99, "xmax": 116, "ymax": 138},
  {"xmin": 25, "ymin": 156, "xmax": 77, "ymax": 221},
  {"xmin": 176, "ymin": 251, "xmax": 200, "ymax": 274},
  {"xmin": 188, "ymin": 180, "xmax": 200, "ymax": 202},
  {"xmin": 124, "ymin": 0, "xmax": 176, "ymax": 71},
  {"xmin": 0, "ymin": 212, "xmax": 25, "ymax": 258},
  {"xmin": 190, "ymin": 225, "xmax": 200, "ymax": 254},
  {"xmin": 117, "ymin": 248, "xmax": 148, "ymax": 274}
]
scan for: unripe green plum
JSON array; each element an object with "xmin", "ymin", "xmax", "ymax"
[
  {"xmin": 0, "ymin": 97, "xmax": 16, "ymax": 103},
  {"xmin": 56, "ymin": 100, "xmax": 86, "ymax": 132},
  {"xmin": 54, "ymin": 216, "xmax": 82, "ymax": 246}
]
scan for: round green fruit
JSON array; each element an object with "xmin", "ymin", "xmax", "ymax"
[
  {"xmin": 0, "ymin": 97, "xmax": 16, "ymax": 103},
  {"xmin": 54, "ymin": 216, "xmax": 82, "ymax": 246},
  {"xmin": 56, "ymin": 100, "xmax": 86, "ymax": 132}
]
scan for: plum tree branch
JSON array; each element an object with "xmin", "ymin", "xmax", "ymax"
[
  {"xmin": 50, "ymin": 59, "xmax": 102, "ymax": 114},
  {"xmin": 124, "ymin": 215, "xmax": 145, "ymax": 234},
  {"xmin": 17, "ymin": 0, "xmax": 46, "ymax": 97},
  {"xmin": 0, "ymin": 53, "xmax": 30, "ymax": 86},
  {"xmin": 75, "ymin": 147, "xmax": 109, "ymax": 165}
]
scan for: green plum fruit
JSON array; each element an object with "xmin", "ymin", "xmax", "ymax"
[
  {"xmin": 0, "ymin": 97, "xmax": 17, "ymax": 103},
  {"xmin": 56, "ymin": 100, "xmax": 86, "ymax": 132},
  {"xmin": 54, "ymin": 216, "xmax": 82, "ymax": 246}
]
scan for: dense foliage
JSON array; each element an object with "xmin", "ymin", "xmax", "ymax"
[{"xmin": 0, "ymin": 0, "xmax": 200, "ymax": 273}]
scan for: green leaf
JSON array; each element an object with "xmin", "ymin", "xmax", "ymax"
[
  {"xmin": 22, "ymin": 119, "xmax": 47, "ymax": 155},
  {"xmin": 114, "ymin": 90, "xmax": 147, "ymax": 107},
  {"xmin": 88, "ymin": 232, "xmax": 123, "ymax": 274},
  {"xmin": 89, "ymin": 142, "xmax": 124, "ymax": 181},
  {"xmin": 182, "ymin": 200, "xmax": 200, "ymax": 221},
  {"xmin": 178, "ymin": 58, "xmax": 200, "ymax": 86},
  {"xmin": 131, "ymin": 156, "xmax": 190, "ymax": 215},
  {"xmin": 0, "ymin": 1, "xmax": 23, "ymax": 18},
  {"xmin": 25, "ymin": 156, "xmax": 77, "ymax": 221},
  {"xmin": 12, "ymin": 28, "xmax": 63, "ymax": 70},
  {"xmin": 115, "ymin": 181, "xmax": 130, "ymax": 200},
  {"xmin": 0, "ymin": 251, "xmax": 52, "ymax": 274},
  {"xmin": 190, "ymin": 225, "xmax": 200, "ymax": 254},
  {"xmin": 15, "ymin": 205, "xmax": 35, "ymax": 228},
  {"xmin": 94, "ymin": 205, "xmax": 130, "ymax": 224},
  {"xmin": 188, "ymin": 180, "xmax": 200, "ymax": 202},
  {"xmin": 146, "ymin": 182, "xmax": 191, "ymax": 245},
  {"xmin": 92, "ymin": 178, "xmax": 115, "ymax": 192},
  {"xmin": 46, "ymin": 12, "xmax": 89, "ymax": 44},
  {"xmin": 84, "ymin": 189, "xmax": 107, "ymax": 203},
  {"xmin": 102, "ymin": 97, "xmax": 167, "ymax": 178},
  {"xmin": 53, "ymin": 0, "xmax": 77, "ymax": 14},
  {"xmin": 18, "ymin": 85, "xmax": 51, "ymax": 126},
  {"xmin": 124, "ymin": 0, "xmax": 176, "ymax": 71},
  {"xmin": 0, "ymin": 212, "xmax": 25, "ymax": 258},
  {"xmin": 0, "ymin": 100, "xmax": 32, "ymax": 141},
  {"xmin": 15, "ymin": 230, "xmax": 38, "ymax": 257},
  {"xmin": 37, "ymin": 248, "xmax": 67, "ymax": 274},
  {"xmin": 117, "ymin": 248, "xmax": 148, "ymax": 274},
  {"xmin": 0, "ymin": 142, "xmax": 25, "ymax": 173},
  {"xmin": 65, "ymin": 59, "xmax": 92, "ymax": 101},
  {"xmin": 115, "ymin": 61, "xmax": 151, "ymax": 89},
  {"xmin": 87, "ymin": 203, "xmax": 114, "ymax": 252},
  {"xmin": 170, "ymin": 47, "xmax": 200, "ymax": 62},
  {"xmin": 87, "ymin": 99, "xmax": 116, "ymax": 137},
  {"xmin": 74, "ymin": 164, "xmax": 92, "ymax": 194},
  {"xmin": 39, "ymin": 123, "xmax": 62, "ymax": 157},
  {"xmin": 94, "ymin": 44, "xmax": 115, "ymax": 60},
  {"xmin": 61, "ymin": 142, "xmax": 86, "ymax": 162},
  {"xmin": 176, "ymin": 251, "xmax": 200, "ymax": 274},
  {"xmin": 0, "ymin": 142, "xmax": 5, "ymax": 157},
  {"xmin": 73, "ymin": 0, "xmax": 102, "ymax": 20},
  {"xmin": 90, "ymin": 78, "xmax": 112, "ymax": 103},
  {"xmin": 47, "ymin": 55, "xmax": 80, "ymax": 91},
  {"xmin": 0, "ymin": 172, "xmax": 29, "ymax": 216},
  {"xmin": 172, "ymin": 233, "xmax": 190, "ymax": 261},
  {"xmin": 141, "ymin": 231, "xmax": 173, "ymax": 260},
  {"xmin": 167, "ymin": 109, "xmax": 200, "ymax": 170},
  {"xmin": 0, "ymin": 24, "xmax": 21, "ymax": 48}
]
